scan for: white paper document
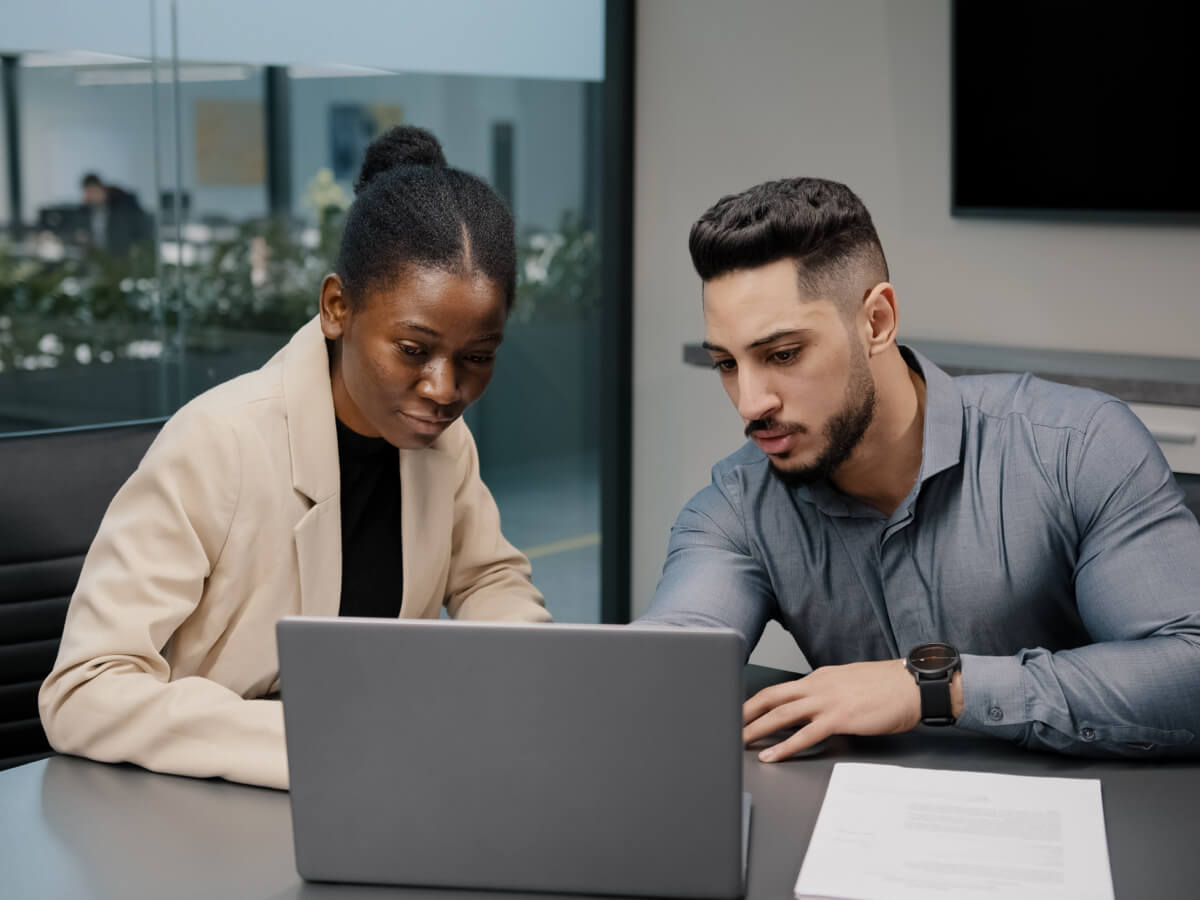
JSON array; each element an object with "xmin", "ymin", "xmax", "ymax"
[{"xmin": 794, "ymin": 763, "xmax": 1114, "ymax": 900}]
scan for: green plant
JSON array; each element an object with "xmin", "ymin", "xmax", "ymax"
[
  {"xmin": 514, "ymin": 210, "xmax": 600, "ymax": 323},
  {"xmin": 1, "ymin": 201, "xmax": 597, "ymax": 374}
]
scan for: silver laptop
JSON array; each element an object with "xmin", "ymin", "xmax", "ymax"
[{"xmin": 277, "ymin": 617, "xmax": 750, "ymax": 898}]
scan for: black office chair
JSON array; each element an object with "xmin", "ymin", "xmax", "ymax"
[
  {"xmin": 1178, "ymin": 473, "xmax": 1200, "ymax": 526},
  {"xmin": 0, "ymin": 419, "xmax": 164, "ymax": 770}
]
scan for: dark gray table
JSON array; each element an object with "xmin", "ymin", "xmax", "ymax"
[{"xmin": 3, "ymin": 672, "xmax": 1198, "ymax": 899}]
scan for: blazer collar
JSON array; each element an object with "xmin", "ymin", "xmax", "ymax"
[
  {"xmin": 398, "ymin": 431, "xmax": 458, "ymax": 617},
  {"xmin": 279, "ymin": 316, "xmax": 464, "ymax": 618},
  {"xmin": 281, "ymin": 316, "xmax": 340, "ymax": 504}
]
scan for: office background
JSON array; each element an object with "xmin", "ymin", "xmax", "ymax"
[
  {"xmin": 0, "ymin": 0, "xmax": 628, "ymax": 627},
  {"xmin": 2, "ymin": 0, "xmax": 1198, "ymax": 664},
  {"xmin": 630, "ymin": 0, "xmax": 1200, "ymax": 668}
]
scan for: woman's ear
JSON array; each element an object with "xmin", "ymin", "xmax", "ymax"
[{"xmin": 319, "ymin": 274, "xmax": 349, "ymax": 340}]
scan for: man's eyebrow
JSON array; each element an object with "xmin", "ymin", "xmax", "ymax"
[
  {"xmin": 748, "ymin": 328, "xmax": 813, "ymax": 349},
  {"xmin": 702, "ymin": 329, "xmax": 813, "ymax": 354}
]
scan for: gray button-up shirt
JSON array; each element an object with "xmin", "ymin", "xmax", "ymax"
[{"xmin": 644, "ymin": 348, "xmax": 1200, "ymax": 756}]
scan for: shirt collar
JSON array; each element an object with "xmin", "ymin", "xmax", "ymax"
[
  {"xmin": 798, "ymin": 344, "xmax": 964, "ymax": 517},
  {"xmin": 902, "ymin": 344, "xmax": 964, "ymax": 484}
]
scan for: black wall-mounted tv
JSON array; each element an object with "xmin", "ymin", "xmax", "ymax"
[{"xmin": 952, "ymin": 2, "xmax": 1200, "ymax": 217}]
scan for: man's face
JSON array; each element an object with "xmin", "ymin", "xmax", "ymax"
[
  {"xmin": 702, "ymin": 258, "xmax": 876, "ymax": 484},
  {"xmin": 82, "ymin": 184, "xmax": 105, "ymax": 207}
]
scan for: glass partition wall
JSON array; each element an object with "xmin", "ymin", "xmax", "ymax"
[{"xmin": 0, "ymin": 0, "xmax": 624, "ymax": 623}]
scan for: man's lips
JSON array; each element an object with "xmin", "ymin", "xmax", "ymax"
[{"xmin": 747, "ymin": 424, "xmax": 804, "ymax": 456}]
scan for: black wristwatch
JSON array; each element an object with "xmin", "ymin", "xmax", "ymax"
[{"xmin": 905, "ymin": 642, "xmax": 961, "ymax": 726}]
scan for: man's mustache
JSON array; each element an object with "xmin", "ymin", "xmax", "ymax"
[{"xmin": 744, "ymin": 420, "xmax": 808, "ymax": 438}]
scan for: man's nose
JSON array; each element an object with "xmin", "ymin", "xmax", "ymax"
[{"xmin": 735, "ymin": 367, "xmax": 781, "ymax": 423}]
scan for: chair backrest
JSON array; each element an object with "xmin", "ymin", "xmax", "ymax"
[
  {"xmin": 1178, "ymin": 473, "xmax": 1200, "ymax": 525},
  {"xmin": 0, "ymin": 419, "xmax": 164, "ymax": 770}
]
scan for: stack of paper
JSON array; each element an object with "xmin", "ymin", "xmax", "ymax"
[{"xmin": 794, "ymin": 763, "xmax": 1114, "ymax": 900}]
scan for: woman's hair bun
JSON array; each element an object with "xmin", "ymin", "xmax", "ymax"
[{"xmin": 354, "ymin": 125, "xmax": 447, "ymax": 195}]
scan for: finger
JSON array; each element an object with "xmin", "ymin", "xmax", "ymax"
[
  {"xmin": 742, "ymin": 697, "xmax": 818, "ymax": 746},
  {"xmin": 757, "ymin": 719, "xmax": 832, "ymax": 762},
  {"xmin": 742, "ymin": 678, "xmax": 809, "ymax": 724}
]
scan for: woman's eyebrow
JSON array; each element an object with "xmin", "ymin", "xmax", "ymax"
[
  {"xmin": 396, "ymin": 321, "xmax": 503, "ymax": 344},
  {"xmin": 396, "ymin": 320, "xmax": 440, "ymax": 337}
]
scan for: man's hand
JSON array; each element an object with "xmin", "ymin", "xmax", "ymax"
[{"xmin": 743, "ymin": 659, "xmax": 926, "ymax": 761}]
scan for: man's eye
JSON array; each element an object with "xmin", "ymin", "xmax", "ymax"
[
  {"xmin": 397, "ymin": 343, "xmax": 425, "ymax": 358},
  {"xmin": 772, "ymin": 348, "xmax": 798, "ymax": 363},
  {"xmin": 464, "ymin": 353, "xmax": 495, "ymax": 366}
]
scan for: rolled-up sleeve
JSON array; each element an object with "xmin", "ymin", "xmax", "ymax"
[{"xmin": 957, "ymin": 400, "xmax": 1200, "ymax": 756}]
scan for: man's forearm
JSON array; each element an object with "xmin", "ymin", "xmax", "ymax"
[{"xmin": 955, "ymin": 635, "xmax": 1200, "ymax": 756}]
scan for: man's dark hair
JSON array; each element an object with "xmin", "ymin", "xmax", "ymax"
[
  {"xmin": 80, "ymin": 173, "xmax": 103, "ymax": 188},
  {"xmin": 336, "ymin": 125, "xmax": 517, "ymax": 310},
  {"xmin": 688, "ymin": 177, "xmax": 888, "ymax": 308}
]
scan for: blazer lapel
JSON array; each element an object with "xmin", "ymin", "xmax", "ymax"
[
  {"xmin": 281, "ymin": 317, "xmax": 342, "ymax": 617},
  {"xmin": 294, "ymin": 498, "xmax": 341, "ymax": 617},
  {"xmin": 398, "ymin": 439, "xmax": 456, "ymax": 618}
]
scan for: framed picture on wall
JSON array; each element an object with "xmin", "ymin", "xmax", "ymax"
[
  {"xmin": 329, "ymin": 104, "xmax": 405, "ymax": 180},
  {"xmin": 195, "ymin": 100, "xmax": 266, "ymax": 185}
]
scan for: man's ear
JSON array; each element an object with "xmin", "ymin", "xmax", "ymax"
[
  {"xmin": 860, "ymin": 282, "xmax": 898, "ymax": 357},
  {"xmin": 319, "ymin": 274, "xmax": 349, "ymax": 340}
]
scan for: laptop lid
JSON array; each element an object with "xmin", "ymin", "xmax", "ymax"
[{"xmin": 277, "ymin": 618, "xmax": 746, "ymax": 898}]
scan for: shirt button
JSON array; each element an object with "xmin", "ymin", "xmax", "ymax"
[
  {"xmin": 1080, "ymin": 727, "xmax": 1096, "ymax": 741},
  {"xmin": 988, "ymin": 707, "xmax": 1004, "ymax": 721}
]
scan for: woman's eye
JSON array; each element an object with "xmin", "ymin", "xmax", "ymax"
[{"xmin": 711, "ymin": 359, "xmax": 736, "ymax": 373}]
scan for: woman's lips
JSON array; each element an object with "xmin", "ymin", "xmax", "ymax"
[{"xmin": 398, "ymin": 410, "xmax": 456, "ymax": 436}]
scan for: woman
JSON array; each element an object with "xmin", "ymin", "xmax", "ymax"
[{"xmin": 39, "ymin": 126, "xmax": 549, "ymax": 790}]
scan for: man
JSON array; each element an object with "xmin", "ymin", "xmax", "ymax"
[
  {"xmin": 644, "ymin": 177, "xmax": 1200, "ymax": 761},
  {"xmin": 81, "ymin": 172, "xmax": 151, "ymax": 255}
]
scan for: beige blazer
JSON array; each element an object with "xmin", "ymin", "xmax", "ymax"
[{"xmin": 39, "ymin": 317, "xmax": 549, "ymax": 790}]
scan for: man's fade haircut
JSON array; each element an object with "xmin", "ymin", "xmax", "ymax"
[{"xmin": 688, "ymin": 177, "xmax": 888, "ymax": 313}]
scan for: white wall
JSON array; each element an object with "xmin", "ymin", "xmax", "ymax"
[
  {"xmin": 292, "ymin": 74, "xmax": 584, "ymax": 230},
  {"xmin": 0, "ymin": 0, "xmax": 603, "ymax": 82},
  {"xmin": 631, "ymin": 0, "xmax": 1200, "ymax": 668},
  {"xmin": 17, "ymin": 68, "xmax": 266, "ymax": 222},
  {"xmin": 3, "ymin": 0, "xmax": 592, "ymax": 230},
  {"xmin": 0, "ymin": 68, "xmax": 8, "ymax": 225},
  {"xmin": 14, "ymin": 67, "xmax": 585, "ymax": 232}
]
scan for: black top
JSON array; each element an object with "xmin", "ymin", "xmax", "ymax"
[{"xmin": 335, "ymin": 419, "xmax": 404, "ymax": 617}]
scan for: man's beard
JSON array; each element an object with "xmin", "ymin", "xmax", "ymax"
[{"xmin": 757, "ymin": 348, "xmax": 877, "ymax": 489}]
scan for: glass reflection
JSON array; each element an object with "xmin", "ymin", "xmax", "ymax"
[{"xmin": 0, "ymin": 13, "xmax": 604, "ymax": 621}]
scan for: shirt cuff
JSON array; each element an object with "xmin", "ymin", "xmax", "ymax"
[{"xmin": 956, "ymin": 653, "xmax": 1028, "ymax": 735}]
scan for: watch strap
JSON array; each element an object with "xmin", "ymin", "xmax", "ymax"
[{"xmin": 917, "ymin": 674, "xmax": 954, "ymax": 725}]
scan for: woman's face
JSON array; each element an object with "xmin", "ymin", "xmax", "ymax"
[{"xmin": 320, "ymin": 267, "xmax": 507, "ymax": 449}]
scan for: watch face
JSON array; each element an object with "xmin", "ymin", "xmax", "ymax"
[{"xmin": 907, "ymin": 642, "xmax": 959, "ymax": 675}]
